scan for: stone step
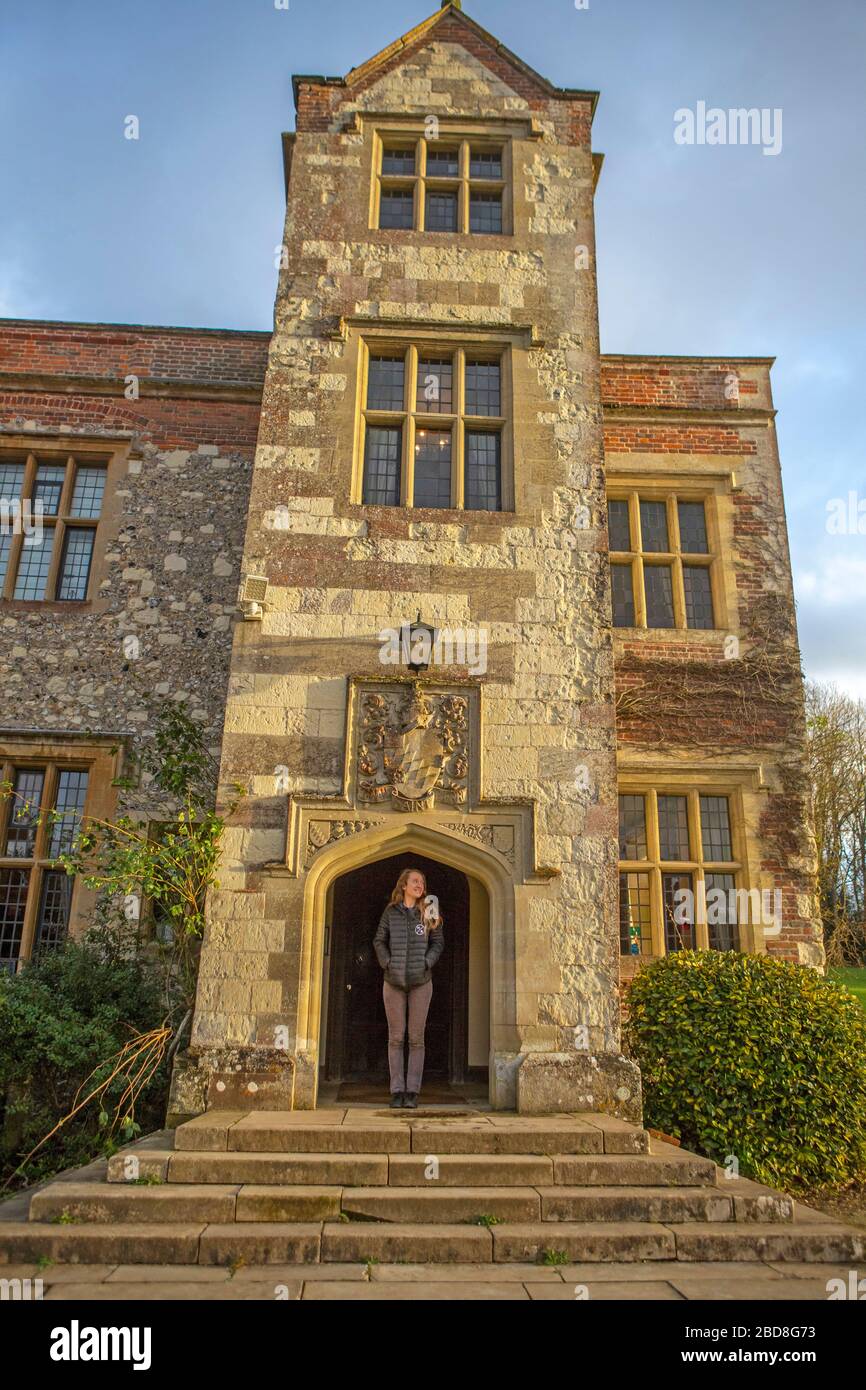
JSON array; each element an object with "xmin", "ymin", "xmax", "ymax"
[
  {"xmin": 387, "ymin": 1155, "xmax": 553, "ymax": 1187},
  {"xmin": 173, "ymin": 1112, "xmax": 627, "ymax": 1156},
  {"xmin": 198, "ymin": 1224, "xmax": 322, "ymax": 1266},
  {"xmin": 0, "ymin": 1223, "xmax": 204, "ymax": 1265},
  {"xmin": 28, "ymin": 1184, "xmax": 238, "ymax": 1226},
  {"xmin": 406, "ymin": 1121, "xmax": 605, "ymax": 1155},
  {"xmin": 107, "ymin": 1147, "xmax": 718, "ymax": 1189},
  {"xmin": 235, "ymin": 1187, "xmax": 342, "ymax": 1222},
  {"xmin": 230, "ymin": 1126, "xmax": 413, "ymax": 1155},
  {"xmin": 110, "ymin": 1149, "xmax": 565, "ymax": 1189},
  {"xmin": 30, "ymin": 1159, "xmax": 805, "ymax": 1225},
  {"xmin": 167, "ymin": 1151, "xmax": 391, "ymax": 1186},
  {"xmin": 571, "ymin": 1113, "xmax": 650, "ymax": 1154},
  {"xmin": 552, "ymin": 1152, "xmax": 718, "ymax": 1187},
  {"xmin": 490, "ymin": 1221, "xmax": 866, "ymax": 1264},
  {"xmin": 320, "ymin": 1223, "xmax": 493, "ymax": 1264},
  {"xmin": 26, "ymin": 1181, "xmax": 342, "ymax": 1226},
  {"xmin": 670, "ymin": 1223, "xmax": 866, "ymax": 1264},
  {"xmin": 721, "ymin": 1180, "xmax": 796, "ymax": 1223},
  {"xmin": 18, "ymin": 1179, "xmax": 796, "ymax": 1229},
  {"xmin": 541, "ymin": 1187, "xmax": 738, "ymax": 1223},
  {"xmin": 5, "ymin": 1214, "xmax": 860, "ymax": 1268},
  {"xmin": 491, "ymin": 1222, "xmax": 678, "ymax": 1263},
  {"xmin": 108, "ymin": 1150, "xmax": 174, "ymax": 1184},
  {"xmin": 336, "ymin": 1187, "xmax": 542, "ymax": 1225}
]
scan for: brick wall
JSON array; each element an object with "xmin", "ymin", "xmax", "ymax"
[
  {"xmin": 0, "ymin": 319, "xmax": 268, "ymax": 749},
  {"xmin": 0, "ymin": 319, "xmax": 269, "ymax": 386},
  {"xmin": 601, "ymin": 357, "xmax": 762, "ymax": 410},
  {"xmin": 605, "ymin": 355, "xmax": 821, "ymax": 969}
]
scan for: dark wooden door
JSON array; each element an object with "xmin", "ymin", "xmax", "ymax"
[{"xmin": 325, "ymin": 853, "xmax": 468, "ymax": 1083}]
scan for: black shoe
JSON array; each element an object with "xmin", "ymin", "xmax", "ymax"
[
  {"xmin": 389, "ymin": 1092, "xmax": 405, "ymax": 1109},
  {"xmin": 403, "ymin": 1092, "xmax": 418, "ymax": 1109}
]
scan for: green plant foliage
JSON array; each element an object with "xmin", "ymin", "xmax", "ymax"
[
  {"xmin": 55, "ymin": 705, "xmax": 241, "ymax": 1013},
  {"xmin": 625, "ymin": 950, "xmax": 866, "ymax": 1191},
  {"xmin": 0, "ymin": 704, "xmax": 239, "ymax": 1191},
  {"xmin": 140, "ymin": 703, "xmax": 221, "ymax": 805},
  {"xmin": 0, "ymin": 931, "xmax": 166, "ymax": 1189}
]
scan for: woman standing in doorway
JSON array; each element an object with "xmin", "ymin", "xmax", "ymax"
[{"xmin": 373, "ymin": 867, "xmax": 445, "ymax": 1109}]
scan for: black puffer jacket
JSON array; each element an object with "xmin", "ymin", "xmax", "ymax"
[{"xmin": 373, "ymin": 902, "xmax": 445, "ymax": 992}]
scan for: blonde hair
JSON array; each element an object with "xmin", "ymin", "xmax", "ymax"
[{"xmin": 389, "ymin": 867, "xmax": 433, "ymax": 933}]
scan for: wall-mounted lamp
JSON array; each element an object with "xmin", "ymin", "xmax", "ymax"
[
  {"xmin": 240, "ymin": 574, "xmax": 269, "ymax": 621},
  {"xmin": 403, "ymin": 613, "xmax": 436, "ymax": 673}
]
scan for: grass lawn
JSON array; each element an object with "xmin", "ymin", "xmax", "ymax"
[{"xmin": 829, "ymin": 966, "xmax": 866, "ymax": 1012}]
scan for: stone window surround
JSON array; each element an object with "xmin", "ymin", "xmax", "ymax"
[
  {"xmin": 607, "ymin": 475, "xmax": 729, "ymax": 632},
  {"xmin": 371, "ymin": 122, "xmax": 513, "ymax": 236},
  {"xmin": 0, "ymin": 733, "xmax": 121, "ymax": 968},
  {"xmin": 353, "ymin": 331, "xmax": 514, "ymax": 511},
  {"xmin": 0, "ymin": 436, "xmax": 128, "ymax": 612},
  {"xmin": 617, "ymin": 767, "xmax": 767, "ymax": 958}
]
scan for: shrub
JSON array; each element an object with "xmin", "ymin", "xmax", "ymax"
[
  {"xmin": 0, "ymin": 929, "xmax": 166, "ymax": 1190},
  {"xmin": 625, "ymin": 950, "xmax": 866, "ymax": 1191}
]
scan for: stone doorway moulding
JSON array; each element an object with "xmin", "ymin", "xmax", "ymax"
[
  {"xmin": 297, "ymin": 815, "xmax": 538, "ymax": 1109},
  {"xmin": 179, "ymin": 676, "xmax": 641, "ymax": 1121},
  {"xmin": 283, "ymin": 676, "xmax": 560, "ymax": 1110},
  {"xmin": 323, "ymin": 850, "xmax": 477, "ymax": 1087}
]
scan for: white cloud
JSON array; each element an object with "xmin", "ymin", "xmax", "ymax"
[
  {"xmin": 807, "ymin": 669, "xmax": 866, "ymax": 701},
  {"xmin": 796, "ymin": 554, "xmax": 866, "ymax": 606},
  {"xmin": 796, "ymin": 552, "xmax": 866, "ymax": 697},
  {"xmin": 0, "ymin": 257, "xmax": 47, "ymax": 318},
  {"xmin": 783, "ymin": 356, "xmax": 851, "ymax": 385}
]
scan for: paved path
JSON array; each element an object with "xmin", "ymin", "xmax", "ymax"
[{"xmin": 0, "ymin": 1259, "xmax": 852, "ymax": 1300}]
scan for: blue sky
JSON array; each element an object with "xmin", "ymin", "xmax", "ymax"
[{"xmin": 2, "ymin": 0, "xmax": 864, "ymax": 695}]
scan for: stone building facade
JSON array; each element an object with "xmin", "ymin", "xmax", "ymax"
[
  {"xmin": 0, "ymin": 320, "xmax": 267, "ymax": 954},
  {"xmin": 0, "ymin": 5, "xmax": 820, "ymax": 1119}
]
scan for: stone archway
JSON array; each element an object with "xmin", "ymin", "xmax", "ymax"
[
  {"xmin": 320, "ymin": 850, "xmax": 485, "ymax": 1098},
  {"xmin": 296, "ymin": 819, "xmax": 517, "ymax": 1109}
]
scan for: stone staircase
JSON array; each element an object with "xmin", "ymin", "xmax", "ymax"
[{"xmin": 2, "ymin": 1109, "xmax": 864, "ymax": 1269}]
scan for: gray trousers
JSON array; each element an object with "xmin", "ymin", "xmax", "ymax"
[{"xmin": 382, "ymin": 978, "xmax": 433, "ymax": 1093}]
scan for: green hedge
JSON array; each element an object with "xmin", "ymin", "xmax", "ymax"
[
  {"xmin": 0, "ymin": 935, "xmax": 167, "ymax": 1189},
  {"xmin": 625, "ymin": 950, "xmax": 866, "ymax": 1190}
]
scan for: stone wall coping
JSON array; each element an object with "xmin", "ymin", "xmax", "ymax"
[{"xmin": 0, "ymin": 317, "xmax": 269, "ymax": 340}]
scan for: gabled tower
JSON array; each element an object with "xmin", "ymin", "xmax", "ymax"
[{"xmin": 184, "ymin": 4, "xmax": 639, "ymax": 1116}]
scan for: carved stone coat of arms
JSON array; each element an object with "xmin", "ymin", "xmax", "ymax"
[{"xmin": 357, "ymin": 684, "xmax": 469, "ymax": 810}]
